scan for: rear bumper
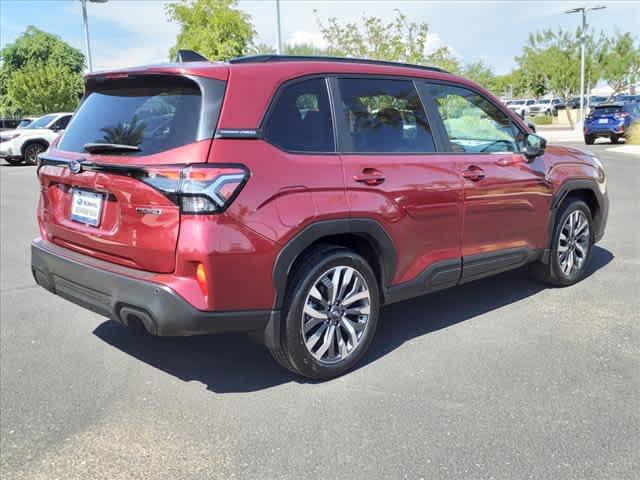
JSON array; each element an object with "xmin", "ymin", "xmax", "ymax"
[
  {"xmin": 31, "ymin": 237, "xmax": 278, "ymax": 338},
  {"xmin": 585, "ymin": 125, "xmax": 625, "ymax": 137}
]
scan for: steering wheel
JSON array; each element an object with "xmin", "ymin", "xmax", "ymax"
[{"xmin": 479, "ymin": 139, "xmax": 515, "ymax": 153}]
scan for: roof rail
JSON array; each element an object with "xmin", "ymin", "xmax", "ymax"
[
  {"xmin": 175, "ymin": 49, "xmax": 209, "ymax": 63},
  {"xmin": 228, "ymin": 54, "xmax": 448, "ymax": 73}
]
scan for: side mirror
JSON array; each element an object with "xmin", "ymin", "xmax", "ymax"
[
  {"xmin": 526, "ymin": 120, "xmax": 536, "ymax": 133},
  {"xmin": 524, "ymin": 133, "xmax": 546, "ymax": 160}
]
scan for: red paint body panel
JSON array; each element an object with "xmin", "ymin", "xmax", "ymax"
[
  {"xmin": 36, "ymin": 60, "xmax": 607, "ymax": 315},
  {"xmin": 39, "ymin": 141, "xmax": 212, "ymax": 273},
  {"xmin": 341, "ymin": 154, "xmax": 463, "ymax": 283},
  {"xmin": 455, "ymin": 152, "xmax": 553, "ymax": 256}
]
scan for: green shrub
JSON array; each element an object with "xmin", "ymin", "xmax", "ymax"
[
  {"xmin": 532, "ymin": 115, "xmax": 553, "ymax": 125},
  {"xmin": 627, "ymin": 121, "xmax": 640, "ymax": 145}
]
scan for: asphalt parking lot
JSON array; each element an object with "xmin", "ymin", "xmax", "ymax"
[{"xmin": 1, "ymin": 143, "xmax": 638, "ymax": 480}]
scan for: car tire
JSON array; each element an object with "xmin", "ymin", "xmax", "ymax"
[
  {"xmin": 4, "ymin": 157, "xmax": 24, "ymax": 166},
  {"xmin": 610, "ymin": 135, "xmax": 620, "ymax": 144},
  {"xmin": 269, "ymin": 245, "xmax": 380, "ymax": 380},
  {"xmin": 23, "ymin": 142, "xmax": 47, "ymax": 166},
  {"xmin": 530, "ymin": 199, "xmax": 594, "ymax": 287},
  {"xmin": 584, "ymin": 135, "xmax": 595, "ymax": 145}
]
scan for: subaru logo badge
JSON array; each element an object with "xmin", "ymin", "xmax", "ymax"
[{"xmin": 69, "ymin": 160, "xmax": 82, "ymax": 174}]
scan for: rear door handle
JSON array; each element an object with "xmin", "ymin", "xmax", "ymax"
[
  {"xmin": 462, "ymin": 165, "xmax": 485, "ymax": 182},
  {"xmin": 354, "ymin": 168, "xmax": 385, "ymax": 186}
]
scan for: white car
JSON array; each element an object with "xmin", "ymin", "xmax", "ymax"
[
  {"xmin": 0, "ymin": 112, "xmax": 72, "ymax": 165},
  {"xmin": 507, "ymin": 99, "xmax": 536, "ymax": 118},
  {"xmin": 529, "ymin": 98, "xmax": 563, "ymax": 116}
]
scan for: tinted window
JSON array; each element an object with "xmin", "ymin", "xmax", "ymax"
[
  {"xmin": 427, "ymin": 84, "xmax": 519, "ymax": 153},
  {"xmin": 338, "ymin": 78, "xmax": 435, "ymax": 153},
  {"xmin": 59, "ymin": 76, "xmax": 208, "ymax": 156},
  {"xmin": 593, "ymin": 105, "xmax": 623, "ymax": 115},
  {"xmin": 264, "ymin": 78, "xmax": 334, "ymax": 152},
  {"xmin": 50, "ymin": 115, "xmax": 71, "ymax": 130}
]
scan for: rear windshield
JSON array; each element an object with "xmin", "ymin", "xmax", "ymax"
[
  {"xmin": 59, "ymin": 76, "xmax": 209, "ymax": 156},
  {"xmin": 593, "ymin": 106, "xmax": 622, "ymax": 115}
]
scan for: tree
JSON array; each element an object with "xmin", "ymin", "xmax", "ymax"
[
  {"xmin": 0, "ymin": 26, "xmax": 85, "ymax": 116},
  {"xmin": 516, "ymin": 29, "xmax": 595, "ymax": 128},
  {"xmin": 5, "ymin": 63, "xmax": 83, "ymax": 115},
  {"xmin": 285, "ymin": 42, "xmax": 328, "ymax": 56},
  {"xmin": 166, "ymin": 0, "xmax": 255, "ymax": 61},
  {"xmin": 246, "ymin": 42, "xmax": 328, "ymax": 56},
  {"xmin": 317, "ymin": 10, "xmax": 459, "ymax": 72},
  {"xmin": 597, "ymin": 32, "xmax": 640, "ymax": 99},
  {"xmin": 491, "ymin": 69, "xmax": 529, "ymax": 99},
  {"xmin": 463, "ymin": 60, "xmax": 499, "ymax": 92}
]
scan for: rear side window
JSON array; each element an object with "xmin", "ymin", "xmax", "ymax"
[
  {"xmin": 426, "ymin": 83, "xmax": 519, "ymax": 153},
  {"xmin": 59, "ymin": 76, "xmax": 213, "ymax": 156},
  {"xmin": 338, "ymin": 78, "xmax": 435, "ymax": 153},
  {"xmin": 264, "ymin": 78, "xmax": 334, "ymax": 152}
]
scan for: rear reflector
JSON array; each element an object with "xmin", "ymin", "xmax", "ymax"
[
  {"xmin": 138, "ymin": 164, "xmax": 248, "ymax": 214},
  {"xmin": 196, "ymin": 263, "xmax": 208, "ymax": 295}
]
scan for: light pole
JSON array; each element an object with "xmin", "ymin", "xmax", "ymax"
[
  {"xmin": 565, "ymin": 5, "xmax": 606, "ymax": 126},
  {"xmin": 80, "ymin": 0, "xmax": 108, "ymax": 72},
  {"xmin": 275, "ymin": 0, "xmax": 283, "ymax": 55}
]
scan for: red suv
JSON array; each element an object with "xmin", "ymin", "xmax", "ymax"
[{"xmin": 32, "ymin": 54, "xmax": 608, "ymax": 379}]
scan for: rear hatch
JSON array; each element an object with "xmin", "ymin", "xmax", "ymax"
[
  {"xmin": 38, "ymin": 72, "xmax": 226, "ymax": 273},
  {"xmin": 587, "ymin": 105, "xmax": 623, "ymax": 128}
]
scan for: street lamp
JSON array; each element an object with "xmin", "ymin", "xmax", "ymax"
[
  {"xmin": 275, "ymin": 0, "xmax": 283, "ymax": 55},
  {"xmin": 80, "ymin": 0, "xmax": 108, "ymax": 72},
  {"xmin": 565, "ymin": 5, "xmax": 606, "ymax": 126}
]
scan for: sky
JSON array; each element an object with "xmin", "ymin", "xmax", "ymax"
[{"xmin": 1, "ymin": 0, "xmax": 639, "ymax": 75}]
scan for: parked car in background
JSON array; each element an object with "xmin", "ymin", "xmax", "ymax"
[
  {"xmin": 529, "ymin": 98, "xmax": 563, "ymax": 116},
  {"xmin": 584, "ymin": 102, "xmax": 640, "ymax": 144},
  {"xmin": 0, "ymin": 112, "xmax": 72, "ymax": 165},
  {"xmin": 566, "ymin": 96, "xmax": 582, "ymax": 109},
  {"xmin": 31, "ymin": 53, "xmax": 608, "ymax": 379},
  {"xmin": 507, "ymin": 98, "xmax": 535, "ymax": 117},
  {"xmin": 0, "ymin": 118, "xmax": 21, "ymax": 131},
  {"xmin": 17, "ymin": 116, "xmax": 37, "ymax": 129},
  {"xmin": 613, "ymin": 94, "xmax": 640, "ymax": 103},
  {"xmin": 588, "ymin": 96, "xmax": 608, "ymax": 109}
]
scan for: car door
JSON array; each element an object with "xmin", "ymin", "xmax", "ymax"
[
  {"xmin": 335, "ymin": 76, "xmax": 463, "ymax": 295},
  {"xmin": 421, "ymin": 82, "xmax": 553, "ymax": 283}
]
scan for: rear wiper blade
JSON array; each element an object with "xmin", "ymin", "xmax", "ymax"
[{"xmin": 83, "ymin": 143, "xmax": 141, "ymax": 153}]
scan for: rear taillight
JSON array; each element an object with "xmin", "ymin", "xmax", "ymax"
[
  {"xmin": 614, "ymin": 112, "xmax": 629, "ymax": 120},
  {"xmin": 138, "ymin": 164, "xmax": 248, "ymax": 214}
]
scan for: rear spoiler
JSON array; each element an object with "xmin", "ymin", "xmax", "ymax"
[{"xmin": 174, "ymin": 49, "xmax": 209, "ymax": 63}]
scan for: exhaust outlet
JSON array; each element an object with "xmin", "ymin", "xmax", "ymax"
[{"xmin": 119, "ymin": 306, "xmax": 157, "ymax": 335}]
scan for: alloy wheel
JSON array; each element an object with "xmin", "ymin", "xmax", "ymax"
[
  {"xmin": 557, "ymin": 210, "xmax": 590, "ymax": 277},
  {"xmin": 301, "ymin": 266, "xmax": 371, "ymax": 365},
  {"xmin": 25, "ymin": 144, "xmax": 45, "ymax": 165}
]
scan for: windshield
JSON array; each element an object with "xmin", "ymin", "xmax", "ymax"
[
  {"xmin": 26, "ymin": 115, "xmax": 57, "ymax": 129},
  {"xmin": 512, "ymin": 100, "xmax": 525, "ymax": 105},
  {"xmin": 59, "ymin": 76, "xmax": 218, "ymax": 156},
  {"xmin": 17, "ymin": 119, "xmax": 33, "ymax": 128}
]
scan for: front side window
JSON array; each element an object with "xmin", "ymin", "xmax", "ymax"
[
  {"xmin": 338, "ymin": 78, "xmax": 435, "ymax": 153},
  {"xmin": 426, "ymin": 84, "xmax": 519, "ymax": 153},
  {"xmin": 264, "ymin": 77, "xmax": 334, "ymax": 152},
  {"xmin": 50, "ymin": 115, "xmax": 71, "ymax": 130}
]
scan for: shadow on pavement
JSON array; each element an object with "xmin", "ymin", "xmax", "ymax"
[{"xmin": 94, "ymin": 246, "xmax": 613, "ymax": 394}]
